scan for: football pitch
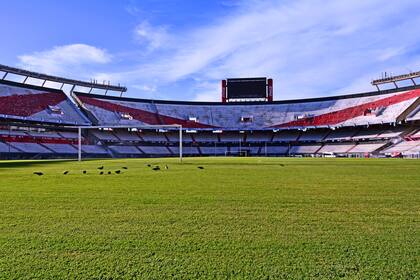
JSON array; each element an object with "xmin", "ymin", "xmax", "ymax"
[{"xmin": 0, "ymin": 157, "xmax": 418, "ymax": 279}]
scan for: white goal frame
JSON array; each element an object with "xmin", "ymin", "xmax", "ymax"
[
  {"xmin": 75, "ymin": 124, "xmax": 183, "ymax": 162},
  {"xmin": 224, "ymin": 150, "xmax": 248, "ymax": 157}
]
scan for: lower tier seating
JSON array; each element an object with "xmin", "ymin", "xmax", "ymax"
[{"xmin": 1, "ymin": 125, "xmax": 418, "ymax": 158}]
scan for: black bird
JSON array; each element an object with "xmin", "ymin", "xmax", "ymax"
[
  {"xmin": 279, "ymin": 164, "xmax": 285, "ymax": 167},
  {"xmin": 97, "ymin": 166, "xmax": 104, "ymax": 170},
  {"xmin": 33, "ymin": 172, "xmax": 43, "ymax": 176},
  {"xmin": 83, "ymin": 170, "xmax": 87, "ymax": 174},
  {"xmin": 147, "ymin": 164, "xmax": 151, "ymax": 167},
  {"xmin": 108, "ymin": 171, "xmax": 112, "ymax": 175},
  {"xmin": 99, "ymin": 171, "xmax": 104, "ymax": 175},
  {"xmin": 197, "ymin": 166, "xmax": 204, "ymax": 170},
  {"xmin": 122, "ymin": 167, "xmax": 128, "ymax": 170},
  {"xmin": 165, "ymin": 165, "xmax": 169, "ymax": 170},
  {"xmin": 152, "ymin": 166, "xmax": 160, "ymax": 171},
  {"xmin": 63, "ymin": 171, "xmax": 69, "ymax": 175},
  {"xmin": 115, "ymin": 170, "xmax": 121, "ymax": 174}
]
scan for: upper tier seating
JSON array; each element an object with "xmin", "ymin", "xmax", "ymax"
[
  {"xmin": 74, "ymin": 87, "xmax": 420, "ymax": 130},
  {"xmin": 0, "ymin": 81, "xmax": 90, "ymax": 125}
]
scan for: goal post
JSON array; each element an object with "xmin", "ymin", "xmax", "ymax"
[{"xmin": 74, "ymin": 124, "xmax": 183, "ymax": 162}]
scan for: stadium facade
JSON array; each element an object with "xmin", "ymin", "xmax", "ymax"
[{"xmin": 0, "ymin": 65, "xmax": 419, "ymax": 159}]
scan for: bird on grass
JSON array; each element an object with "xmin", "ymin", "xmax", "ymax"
[
  {"xmin": 99, "ymin": 171, "xmax": 104, "ymax": 175},
  {"xmin": 97, "ymin": 166, "xmax": 104, "ymax": 170},
  {"xmin": 147, "ymin": 164, "xmax": 151, "ymax": 167},
  {"xmin": 197, "ymin": 166, "xmax": 204, "ymax": 170},
  {"xmin": 108, "ymin": 171, "xmax": 112, "ymax": 175},
  {"xmin": 83, "ymin": 170, "xmax": 87, "ymax": 174},
  {"xmin": 165, "ymin": 165, "xmax": 169, "ymax": 170},
  {"xmin": 115, "ymin": 170, "xmax": 121, "ymax": 174},
  {"xmin": 279, "ymin": 164, "xmax": 285, "ymax": 167},
  {"xmin": 152, "ymin": 166, "xmax": 160, "ymax": 171},
  {"xmin": 122, "ymin": 167, "xmax": 128, "ymax": 170},
  {"xmin": 63, "ymin": 171, "xmax": 69, "ymax": 175},
  {"xmin": 33, "ymin": 172, "xmax": 43, "ymax": 176}
]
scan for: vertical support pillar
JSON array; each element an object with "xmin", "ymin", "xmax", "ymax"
[
  {"xmin": 78, "ymin": 127, "xmax": 82, "ymax": 162},
  {"xmin": 267, "ymin": 78, "xmax": 273, "ymax": 102},
  {"xmin": 179, "ymin": 126, "xmax": 183, "ymax": 163},
  {"xmin": 221, "ymin": 80, "xmax": 227, "ymax": 103},
  {"xmin": 265, "ymin": 142, "xmax": 267, "ymax": 157}
]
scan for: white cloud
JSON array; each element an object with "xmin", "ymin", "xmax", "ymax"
[
  {"xmin": 29, "ymin": 0, "xmax": 420, "ymax": 101},
  {"xmin": 134, "ymin": 21, "xmax": 170, "ymax": 51},
  {"xmin": 64, "ymin": 0, "xmax": 420, "ymax": 101},
  {"xmin": 18, "ymin": 44, "xmax": 111, "ymax": 77},
  {"xmin": 132, "ymin": 84, "xmax": 157, "ymax": 92}
]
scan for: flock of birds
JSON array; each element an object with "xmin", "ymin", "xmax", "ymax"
[{"xmin": 32, "ymin": 164, "xmax": 205, "ymax": 176}]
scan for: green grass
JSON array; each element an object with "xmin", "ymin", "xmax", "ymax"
[{"xmin": 0, "ymin": 157, "xmax": 419, "ymax": 279}]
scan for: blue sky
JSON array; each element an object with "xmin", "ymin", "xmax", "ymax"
[{"xmin": 1, "ymin": 0, "xmax": 420, "ymax": 101}]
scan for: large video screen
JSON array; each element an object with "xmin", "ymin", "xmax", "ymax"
[{"xmin": 227, "ymin": 78, "xmax": 267, "ymax": 99}]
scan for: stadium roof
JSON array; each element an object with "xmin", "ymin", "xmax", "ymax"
[{"xmin": 0, "ymin": 64, "xmax": 127, "ymax": 94}]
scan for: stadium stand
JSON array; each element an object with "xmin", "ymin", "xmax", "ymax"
[
  {"xmin": 317, "ymin": 143, "xmax": 356, "ymax": 154},
  {"xmin": 1, "ymin": 71, "xmax": 420, "ymax": 159},
  {"xmin": 0, "ymin": 80, "xmax": 90, "ymax": 125},
  {"xmin": 74, "ymin": 87, "xmax": 420, "ymax": 129}
]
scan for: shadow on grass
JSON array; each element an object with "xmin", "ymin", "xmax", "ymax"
[
  {"xmin": 0, "ymin": 158, "xmax": 111, "ymax": 169},
  {"xmin": 0, "ymin": 160, "xmax": 75, "ymax": 169}
]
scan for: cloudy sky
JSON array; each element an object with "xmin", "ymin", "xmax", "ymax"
[{"xmin": 1, "ymin": 0, "xmax": 419, "ymax": 101}]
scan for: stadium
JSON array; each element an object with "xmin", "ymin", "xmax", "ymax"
[
  {"xmin": 1, "ymin": 64, "xmax": 419, "ymax": 278},
  {"xmin": 1, "ymin": 65, "xmax": 419, "ymax": 160},
  {"xmin": 1, "ymin": 1, "xmax": 419, "ymax": 278}
]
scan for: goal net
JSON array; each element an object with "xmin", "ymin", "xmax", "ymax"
[{"xmin": 224, "ymin": 150, "xmax": 248, "ymax": 157}]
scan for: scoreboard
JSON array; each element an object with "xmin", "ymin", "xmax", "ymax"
[
  {"xmin": 227, "ymin": 78, "xmax": 267, "ymax": 99},
  {"xmin": 222, "ymin": 77, "xmax": 273, "ymax": 102}
]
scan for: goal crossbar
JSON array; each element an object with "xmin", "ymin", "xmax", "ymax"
[{"xmin": 71, "ymin": 124, "xmax": 183, "ymax": 162}]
